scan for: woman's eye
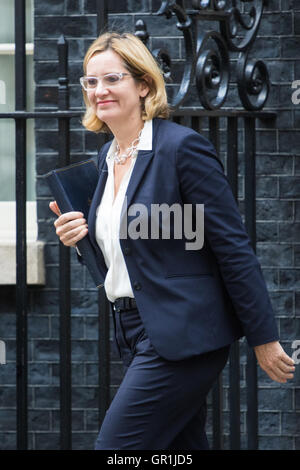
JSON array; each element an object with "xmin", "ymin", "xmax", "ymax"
[
  {"xmin": 105, "ymin": 75, "xmax": 119, "ymax": 83},
  {"xmin": 87, "ymin": 78, "xmax": 98, "ymax": 87}
]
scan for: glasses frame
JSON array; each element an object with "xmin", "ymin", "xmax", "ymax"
[{"xmin": 79, "ymin": 72, "xmax": 130, "ymax": 91}]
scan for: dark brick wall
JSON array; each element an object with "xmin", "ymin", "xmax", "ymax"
[{"xmin": 0, "ymin": 0, "xmax": 299, "ymax": 450}]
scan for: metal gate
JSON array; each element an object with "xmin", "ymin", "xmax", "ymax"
[{"xmin": 0, "ymin": 0, "xmax": 276, "ymax": 450}]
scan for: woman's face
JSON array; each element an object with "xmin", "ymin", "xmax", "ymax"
[{"xmin": 85, "ymin": 49, "xmax": 149, "ymax": 127}]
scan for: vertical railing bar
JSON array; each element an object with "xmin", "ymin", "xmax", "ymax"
[
  {"xmin": 227, "ymin": 117, "xmax": 241, "ymax": 450},
  {"xmin": 15, "ymin": 0, "xmax": 26, "ymax": 110},
  {"xmin": 191, "ymin": 115, "xmax": 202, "ymax": 134},
  {"xmin": 209, "ymin": 117, "xmax": 223, "ymax": 450},
  {"xmin": 244, "ymin": 117, "xmax": 258, "ymax": 450},
  {"xmin": 244, "ymin": 118, "xmax": 256, "ymax": 247},
  {"xmin": 211, "ymin": 376, "xmax": 223, "ymax": 450},
  {"xmin": 98, "ymin": 290, "xmax": 111, "ymax": 425},
  {"xmin": 94, "ymin": 0, "xmax": 110, "ymax": 436},
  {"xmin": 226, "ymin": 117, "xmax": 238, "ymax": 199},
  {"xmin": 172, "ymin": 115, "xmax": 182, "ymax": 125},
  {"xmin": 96, "ymin": 0, "xmax": 108, "ymax": 36},
  {"xmin": 229, "ymin": 342, "xmax": 241, "ymax": 448},
  {"xmin": 57, "ymin": 35, "xmax": 72, "ymax": 450},
  {"xmin": 209, "ymin": 117, "xmax": 220, "ymax": 155},
  {"xmin": 15, "ymin": 0, "xmax": 28, "ymax": 451}
]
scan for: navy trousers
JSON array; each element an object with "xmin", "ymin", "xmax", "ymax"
[{"xmin": 95, "ymin": 305, "xmax": 230, "ymax": 450}]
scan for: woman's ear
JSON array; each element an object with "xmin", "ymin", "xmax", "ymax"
[{"xmin": 139, "ymin": 75, "xmax": 152, "ymax": 98}]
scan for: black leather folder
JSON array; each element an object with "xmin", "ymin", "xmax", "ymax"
[{"xmin": 43, "ymin": 159, "xmax": 103, "ymax": 288}]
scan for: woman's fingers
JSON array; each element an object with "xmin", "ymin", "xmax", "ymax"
[
  {"xmin": 54, "ymin": 211, "xmax": 84, "ymax": 227},
  {"xmin": 56, "ymin": 218, "xmax": 88, "ymax": 247},
  {"xmin": 267, "ymin": 370, "xmax": 291, "ymax": 384},
  {"xmin": 278, "ymin": 359, "xmax": 296, "ymax": 374},
  {"xmin": 271, "ymin": 367, "xmax": 294, "ymax": 382},
  {"xmin": 263, "ymin": 360, "xmax": 295, "ymax": 383},
  {"xmin": 254, "ymin": 341, "xmax": 296, "ymax": 384},
  {"xmin": 57, "ymin": 219, "xmax": 87, "ymax": 240},
  {"xmin": 279, "ymin": 352, "xmax": 296, "ymax": 367},
  {"xmin": 271, "ymin": 351, "xmax": 296, "ymax": 381},
  {"xmin": 55, "ymin": 215, "xmax": 86, "ymax": 233},
  {"xmin": 60, "ymin": 225, "xmax": 88, "ymax": 247},
  {"xmin": 50, "ymin": 208, "xmax": 88, "ymax": 247},
  {"xmin": 49, "ymin": 201, "xmax": 61, "ymax": 217},
  {"xmin": 262, "ymin": 361, "xmax": 293, "ymax": 383}
]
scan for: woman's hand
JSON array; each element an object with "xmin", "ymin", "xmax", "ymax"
[
  {"xmin": 254, "ymin": 341, "xmax": 295, "ymax": 383},
  {"xmin": 49, "ymin": 201, "xmax": 88, "ymax": 247}
]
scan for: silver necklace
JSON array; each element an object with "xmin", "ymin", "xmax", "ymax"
[{"xmin": 114, "ymin": 127, "xmax": 143, "ymax": 165}]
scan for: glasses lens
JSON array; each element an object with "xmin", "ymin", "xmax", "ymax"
[
  {"xmin": 81, "ymin": 74, "xmax": 124, "ymax": 90},
  {"xmin": 85, "ymin": 77, "xmax": 98, "ymax": 89},
  {"xmin": 102, "ymin": 73, "xmax": 121, "ymax": 86}
]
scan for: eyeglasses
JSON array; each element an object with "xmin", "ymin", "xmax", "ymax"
[{"xmin": 79, "ymin": 72, "xmax": 130, "ymax": 91}]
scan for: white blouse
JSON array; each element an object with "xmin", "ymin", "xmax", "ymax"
[{"xmin": 95, "ymin": 119, "xmax": 153, "ymax": 303}]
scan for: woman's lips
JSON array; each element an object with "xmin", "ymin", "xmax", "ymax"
[{"xmin": 97, "ymin": 100, "xmax": 116, "ymax": 106}]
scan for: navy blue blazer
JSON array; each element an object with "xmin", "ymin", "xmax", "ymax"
[{"xmin": 86, "ymin": 117, "xmax": 279, "ymax": 361}]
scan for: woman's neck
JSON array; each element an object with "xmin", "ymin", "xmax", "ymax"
[{"xmin": 109, "ymin": 117, "xmax": 144, "ymax": 154}]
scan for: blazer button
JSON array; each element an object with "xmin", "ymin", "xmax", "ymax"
[
  {"xmin": 123, "ymin": 247, "xmax": 131, "ymax": 255},
  {"xmin": 133, "ymin": 281, "xmax": 141, "ymax": 291}
]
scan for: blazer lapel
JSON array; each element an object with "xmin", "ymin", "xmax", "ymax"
[
  {"xmin": 123, "ymin": 117, "xmax": 161, "ymax": 210},
  {"xmin": 120, "ymin": 149, "xmax": 154, "ymax": 231}
]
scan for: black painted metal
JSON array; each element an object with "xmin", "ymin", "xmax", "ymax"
[
  {"xmin": 94, "ymin": 2, "xmax": 112, "ymax": 431},
  {"xmin": 244, "ymin": 117, "xmax": 258, "ymax": 449},
  {"xmin": 97, "ymin": 0, "xmax": 108, "ymax": 35},
  {"xmin": 156, "ymin": 2, "xmax": 195, "ymax": 108},
  {"xmin": 57, "ymin": 35, "xmax": 72, "ymax": 450},
  {"xmin": 246, "ymin": 347, "xmax": 259, "ymax": 449},
  {"xmin": 244, "ymin": 117, "xmax": 257, "ymax": 247},
  {"xmin": 227, "ymin": 117, "xmax": 241, "ymax": 450},
  {"xmin": 229, "ymin": 342, "xmax": 241, "ymax": 449},
  {"xmin": 191, "ymin": 115, "xmax": 202, "ymax": 134},
  {"xmin": 14, "ymin": 0, "xmax": 28, "ymax": 451},
  {"xmin": 0, "ymin": 110, "xmax": 277, "ymax": 119},
  {"xmin": 98, "ymin": 290, "xmax": 111, "ymax": 425},
  {"xmin": 209, "ymin": 116, "xmax": 220, "ymax": 154},
  {"xmin": 226, "ymin": 117, "xmax": 238, "ymax": 199},
  {"xmin": 237, "ymin": 54, "xmax": 270, "ymax": 111},
  {"xmin": 208, "ymin": 117, "xmax": 224, "ymax": 450},
  {"xmin": 151, "ymin": 0, "xmax": 270, "ymax": 111},
  {"xmin": 212, "ymin": 375, "xmax": 223, "ymax": 449}
]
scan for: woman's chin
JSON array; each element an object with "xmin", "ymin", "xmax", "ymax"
[{"xmin": 96, "ymin": 111, "xmax": 122, "ymax": 124}]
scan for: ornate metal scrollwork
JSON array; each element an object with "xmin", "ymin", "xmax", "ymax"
[
  {"xmin": 192, "ymin": 0, "xmax": 227, "ymax": 11},
  {"xmin": 236, "ymin": 51, "xmax": 270, "ymax": 110},
  {"xmin": 196, "ymin": 31, "xmax": 230, "ymax": 109},
  {"xmin": 135, "ymin": 19, "xmax": 172, "ymax": 83},
  {"xmin": 155, "ymin": 0, "xmax": 195, "ymax": 108},
  {"xmin": 136, "ymin": 0, "xmax": 270, "ymax": 110}
]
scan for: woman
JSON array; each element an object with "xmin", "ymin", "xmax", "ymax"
[{"xmin": 50, "ymin": 32, "xmax": 295, "ymax": 450}]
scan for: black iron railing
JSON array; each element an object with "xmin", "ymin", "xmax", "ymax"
[
  {"xmin": 14, "ymin": 0, "xmax": 28, "ymax": 451},
  {"xmin": 0, "ymin": 0, "xmax": 276, "ymax": 450}
]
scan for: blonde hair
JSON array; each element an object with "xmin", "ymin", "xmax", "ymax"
[{"xmin": 81, "ymin": 32, "xmax": 170, "ymax": 133}]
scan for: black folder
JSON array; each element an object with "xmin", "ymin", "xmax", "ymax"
[{"xmin": 43, "ymin": 159, "xmax": 103, "ymax": 288}]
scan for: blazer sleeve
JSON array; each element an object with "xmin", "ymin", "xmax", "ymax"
[{"xmin": 175, "ymin": 131, "xmax": 279, "ymax": 347}]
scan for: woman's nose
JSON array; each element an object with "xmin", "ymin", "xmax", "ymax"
[{"xmin": 95, "ymin": 80, "xmax": 109, "ymax": 96}]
